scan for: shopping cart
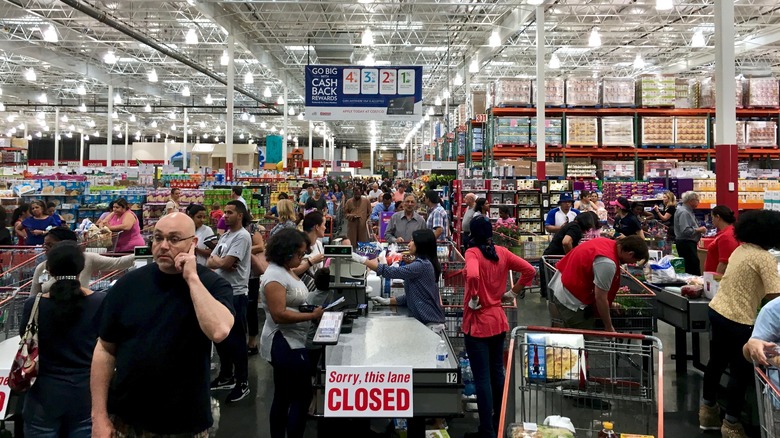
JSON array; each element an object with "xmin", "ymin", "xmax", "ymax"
[
  {"xmin": 543, "ymin": 255, "xmax": 657, "ymax": 333},
  {"xmin": 80, "ymin": 230, "xmax": 123, "ymax": 254},
  {"xmin": 0, "ymin": 246, "xmax": 46, "ymax": 288},
  {"xmin": 0, "ymin": 281, "xmax": 33, "ymax": 342},
  {"xmin": 755, "ymin": 366, "xmax": 780, "ymax": 437},
  {"xmin": 89, "ymin": 268, "xmax": 132, "ymax": 292},
  {"xmin": 499, "ymin": 325, "xmax": 664, "ymax": 438}
]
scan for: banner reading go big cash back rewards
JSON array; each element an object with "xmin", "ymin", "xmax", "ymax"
[{"xmin": 304, "ymin": 65, "xmax": 423, "ymax": 121}]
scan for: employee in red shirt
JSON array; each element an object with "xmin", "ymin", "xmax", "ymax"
[
  {"xmin": 549, "ymin": 236, "xmax": 649, "ymax": 332},
  {"xmin": 461, "ymin": 217, "xmax": 536, "ymax": 438},
  {"xmin": 704, "ymin": 205, "xmax": 738, "ymax": 275}
]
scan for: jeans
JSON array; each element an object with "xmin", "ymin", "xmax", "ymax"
[
  {"xmin": 675, "ymin": 239, "xmax": 701, "ymax": 276},
  {"xmin": 24, "ymin": 391, "xmax": 91, "ymax": 438},
  {"xmin": 703, "ymin": 308, "xmax": 754, "ymax": 419},
  {"xmin": 248, "ymin": 277, "xmax": 260, "ymax": 337},
  {"xmin": 269, "ymin": 331, "xmax": 311, "ymax": 438},
  {"xmin": 215, "ymin": 294, "xmax": 248, "ymax": 382},
  {"xmin": 465, "ymin": 332, "xmax": 506, "ymax": 438}
]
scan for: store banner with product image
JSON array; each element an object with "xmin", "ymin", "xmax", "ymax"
[
  {"xmin": 324, "ymin": 366, "xmax": 413, "ymax": 417},
  {"xmin": 305, "ymin": 65, "xmax": 423, "ymax": 121}
]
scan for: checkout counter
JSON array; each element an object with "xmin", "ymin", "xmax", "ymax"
[{"xmin": 311, "ymin": 246, "xmax": 463, "ymax": 437}]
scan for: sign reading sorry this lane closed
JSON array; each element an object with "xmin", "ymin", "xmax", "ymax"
[
  {"xmin": 305, "ymin": 65, "xmax": 423, "ymax": 121},
  {"xmin": 324, "ymin": 366, "xmax": 413, "ymax": 417}
]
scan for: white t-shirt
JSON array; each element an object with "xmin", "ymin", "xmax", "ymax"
[
  {"xmin": 260, "ymin": 263, "xmax": 310, "ymax": 361},
  {"xmin": 305, "ymin": 239, "xmax": 325, "ymax": 273},
  {"xmin": 368, "ymin": 189, "xmax": 383, "ymax": 201},
  {"xmin": 194, "ymin": 224, "xmax": 214, "ymax": 266},
  {"xmin": 212, "ymin": 227, "xmax": 252, "ymax": 295}
]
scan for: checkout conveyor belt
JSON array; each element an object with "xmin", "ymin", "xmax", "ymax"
[{"xmin": 313, "ymin": 307, "xmax": 464, "ymax": 418}]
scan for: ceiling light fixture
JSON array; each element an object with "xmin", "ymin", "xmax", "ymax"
[
  {"xmin": 241, "ymin": 112, "xmax": 249, "ymax": 121},
  {"xmin": 0, "ymin": 103, "xmax": 4, "ymax": 112},
  {"xmin": 199, "ymin": 121, "xmax": 206, "ymax": 129},
  {"xmin": 220, "ymin": 50, "xmax": 229, "ymax": 66},
  {"xmin": 277, "ymin": 96, "xmax": 284, "ymax": 105},
  {"xmin": 588, "ymin": 28, "xmax": 602, "ymax": 47},
  {"xmin": 36, "ymin": 111, "xmax": 45, "ymax": 120},
  {"xmin": 469, "ymin": 59, "xmax": 479, "ymax": 73},
  {"xmin": 38, "ymin": 93, "xmax": 47, "ymax": 104},
  {"xmin": 61, "ymin": 115, "xmax": 68, "ymax": 123},
  {"xmin": 443, "ymin": 89, "xmax": 451, "ymax": 99},
  {"xmin": 76, "ymin": 84, "xmax": 86, "ymax": 95},
  {"xmin": 144, "ymin": 103, "xmax": 151, "ymax": 112},
  {"xmin": 633, "ymin": 53, "xmax": 646, "ymax": 69},
  {"xmin": 114, "ymin": 93, "xmax": 122, "ymax": 105},
  {"xmin": 104, "ymin": 51, "xmax": 117, "ymax": 64},
  {"xmin": 129, "ymin": 114, "xmax": 136, "ymax": 122},
  {"xmin": 205, "ymin": 93, "xmax": 214, "ymax": 105},
  {"xmin": 168, "ymin": 111, "xmax": 176, "ymax": 120},
  {"xmin": 185, "ymin": 28, "xmax": 198, "ymax": 44},
  {"xmin": 362, "ymin": 27, "xmax": 374, "ymax": 46},
  {"xmin": 427, "ymin": 107, "xmax": 434, "ymax": 116},
  {"xmin": 112, "ymin": 111, "xmax": 118, "ymax": 119},
  {"xmin": 87, "ymin": 120, "xmax": 95, "ymax": 128},
  {"xmin": 148, "ymin": 69, "xmax": 158, "ymax": 83},
  {"xmin": 453, "ymin": 73, "xmax": 463, "ymax": 86},
  {"xmin": 528, "ymin": 0, "xmax": 544, "ymax": 5},
  {"xmin": 79, "ymin": 103, "xmax": 87, "ymax": 112},
  {"xmin": 260, "ymin": 121, "xmax": 267, "ymax": 129},
  {"xmin": 297, "ymin": 113, "xmax": 304, "ymax": 121},
  {"xmin": 691, "ymin": 30, "xmax": 706, "ymax": 47},
  {"xmin": 187, "ymin": 128, "xmax": 193, "ymax": 134},
  {"xmin": 263, "ymin": 87, "xmax": 272, "ymax": 98},
  {"xmin": 434, "ymin": 96, "xmax": 442, "ymax": 106},
  {"xmin": 42, "ymin": 25, "xmax": 58, "ymax": 43},
  {"xmin": 151, "ymin": 121, "xmax": 158, "ymax": 128},
  {"xmin": 68, "ymin": 124, "xmax": 75, "ymax": 131},
  {"xmin": 171, "ymin": 124, "xmax": 176, "ymax": 131},
  {"xmin": 656, "ymin": 0, "xmax": 673, "ymax": 10},
  {"xmin": 288, "ymin": 107, "xmax": 295, "ymax": 116},
  {"xmin": 244, "ymin": 72, "xmax": 254, "ymax": 85},
  {"xmin": 549, "ymin": 53, "xmax": 561, "ymax": 69},
  {"xmin": 489, "ymin": 31, "xmax": 501, "ymax": 48},
  {"xmin": 181, "ymin": 86, "xmax": 190, "ymax": 97},
  {"xmin": 239, "ymin": 133, "xmax": 245, "ymax": 139},
  {"xmin": 249, "ymin": 115, "xmax": 256, "ymax": 123},
  {"xmin": 364, "ymin": 53, "xmax": 376, "ymax": 66},
  {"xmin": 25, "ymin": 68, "xmax": 36, "ymax": 82}
]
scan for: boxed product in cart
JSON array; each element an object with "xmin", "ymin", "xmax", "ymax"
[{"xmin": 525, "ymin": 333, "xmax": 586, "ymax": 382}]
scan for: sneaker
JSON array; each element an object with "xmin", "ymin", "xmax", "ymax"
[
  {"xmin": 210, "ymin": 376, "xmax": 235, "ymax": 390},
  {"xmin": 226, "ymin": 381, "xmax": 250, "ymax": 403},
  {"xmin": 721, "ymin": 419, "xmax": 747, "ymax": 438},
  {"xmin": 699, "ymin": 404, "xmax": 722, "ymax": 431}
]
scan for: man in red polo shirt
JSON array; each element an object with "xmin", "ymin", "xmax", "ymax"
[{"xmin": 549, "ymin": 236, "xmax": 648, "ymax": 332}]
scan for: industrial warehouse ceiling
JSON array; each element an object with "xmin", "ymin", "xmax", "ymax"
[{"xmin": 0, "ymin": 0, "xmax": 779, "ymax": 149}]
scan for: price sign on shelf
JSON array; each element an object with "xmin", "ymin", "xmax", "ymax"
[{"xmin": 325, "ymin": 366, "xmax": 413, "ymax": 418}]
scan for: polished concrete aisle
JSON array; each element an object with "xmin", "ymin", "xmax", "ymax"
[{"xmin": 213, "ymin": 294, "xmax": 728, "ymax": 438}]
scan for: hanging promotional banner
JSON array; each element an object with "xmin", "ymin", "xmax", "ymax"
[{"xmin": 305, "ymin": 65, "xmax": 423, "ymax": 121}]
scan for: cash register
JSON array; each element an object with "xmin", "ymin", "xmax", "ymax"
[{"xmin": 324, "ymin": 245, "xmax": 368, "ymax": 312}]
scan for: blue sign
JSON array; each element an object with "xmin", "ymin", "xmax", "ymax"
[{"xmin": 304, "ymin": 65, "xmax": 423, "ymax": 121}]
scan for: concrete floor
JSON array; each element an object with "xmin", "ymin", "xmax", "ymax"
[{"xmin": 213, "ymin": 292, "xmax": 757, "ymax": 438}]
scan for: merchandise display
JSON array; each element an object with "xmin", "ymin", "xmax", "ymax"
[
  {"xmin": 533, "ymin": 78, "xmax": 566, "ymax": 106},
  {"xmin": 712, "ymin": 121, "xmax": 747, "ymax": 147},
  {"xmin": 565, "ymin": 78, "xmax": 600, "ymax": 106},
  {"xmin": 675, "ymin": 78, "xmax": 696, "ymax": 109},
  {"xmin": 699, "ymin": 77, "xmax": 746, "ymax": 109},
  {"xmin": 601, "ymin": 117, "xmax": 635, "ymax": 147},
  {"xmin": 601, "ymin": 161, "xmax": 636, "ymax": 179},
  {"xmin": 674, "ymin": 117, "xmax": 708, "ymax": 146},
  {"xmin": 491, "ymin": 78, "xmax": 533, "ymax": 107},
  {"xmin": 495, "ymin": 117, "xmax": 531, "ymax": 146},
  {"xmin": 565, "ymin": 117, "xmax": 598, "ymax": 146},
  {"xmin": 530, "ymin": 118, "xmax": 563, "ymax": 146},
  {"xmin": 566, "ymin": 163, "xmax": 597, "ymax": 178},
  {"xmin": 747, "ymin": 77, "xmax": 780, "ymax": 108},
  {"xmin": 746, "ymin": 121, "xmax": 777, "ymax": 147},
  {"xmin": 641, "ymin": 117, "xmax": 675, "ymax": 146},
  {"xmin": 637, "ymin": 75, "xmax": 676, "ymax": 107},
  {"xmin": 602, "ymin": 78, "xmax": 635, "ymax": 107}
]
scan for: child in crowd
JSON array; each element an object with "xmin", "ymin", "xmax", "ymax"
[
  {"xmin": 210, "ymin": 203, "xmax": 224, "ymax": 226},
  {"xmin": 496, "ymin": 206, "xmax": 516, "ymax": 227}
]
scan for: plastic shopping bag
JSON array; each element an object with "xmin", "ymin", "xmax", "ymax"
[{"xmin": 649, "ymin": 255, "xmax": 677, "ymax": 283}]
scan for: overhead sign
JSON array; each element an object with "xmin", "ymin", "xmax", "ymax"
[
  {"xmin": 325, "ymin": 366, "xmax": 413, "ymax": 417},
  {"xmin": 305, "ymin": 65, "xmax": 423, "ymax": 121}
]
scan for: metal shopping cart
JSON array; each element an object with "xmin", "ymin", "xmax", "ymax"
[
  {"xmin": 89, "ymin": 267, "xmax": 133, "ymax": 292},
  {"xmin": 543, "ymin": 255, "xmax": 657, "ymax": 333},
  {"xmin": 0, "ymin": 281, "xmax": 33, "ymax": 342},
  {"xmin": 755, "ymin": 366, "xmax": 780, "ymax": 437},
  {"xmin": 80, "ymin": 230, "xmax": 123, "ymax": 254},
  {"xmin": 0, "ymin": 246, "xmax": 46, "ymax": 288},
  {"xmin": 498, "ymin": 325, "xmax": 664, "ymax": 437}
]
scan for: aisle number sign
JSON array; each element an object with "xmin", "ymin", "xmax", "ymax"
[
  {"xmin": 324, "ymin": 366, "xmax": 413, "ymax": 417},
  {"xmin": 305, "ymin": 65, "xmax": 423, "ymax": 121}
]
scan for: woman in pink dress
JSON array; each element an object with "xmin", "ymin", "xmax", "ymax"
[{"xmin": 97, "ymin": 198, "xmax": 146, "ymax": 252}]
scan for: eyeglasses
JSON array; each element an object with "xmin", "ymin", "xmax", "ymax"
[
  {"xmin": 296, "ymin": 249, "xmax": 307, "ymax": 258},
  {"xmin": 152, "ymin": 234, "xmax": 195, "ymax": 245}
]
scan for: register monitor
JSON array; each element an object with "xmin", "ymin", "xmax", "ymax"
[
  {"xmin": 134, "ymin": 246, "xmax": 154, "ymax": 268},
  {"xmin": 323, "ymin": 245, "xmax": 367, "ymax": 310}
]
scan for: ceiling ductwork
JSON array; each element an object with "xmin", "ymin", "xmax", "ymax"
[{"xmin": 314, "ymin": 33, "xmax": 354, "ymax": 65}]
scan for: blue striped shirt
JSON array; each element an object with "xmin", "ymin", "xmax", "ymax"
[{"xmin": 377, "ymin": 258, "xmax": 445, "ymax": 325}]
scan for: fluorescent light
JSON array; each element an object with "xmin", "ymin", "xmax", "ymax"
[
  {"xmin": 244, "ymin": 72, "xmax": 254, "ymax": 85},
  {"xmin": 156, "ymin": 133, "xmax": 161, "ymax": 139},
  {"xmin": 68, "ymin": 124, "xmax": 75, "ymax": 131},
  {"xmin": 187, "ymin": 129, "xmax": 192, "ymax": 134},
  {"xmin": 469, "ymin": 59, "xmax": 479, "ymax": 73},
  {"xmin": 434, "ymin": 96, "xmax": 442, "ymax": 106},
  {"xmin": 239, "ymin": 133, "xmax": 244, "ymax": 139},
  {"xmin": 288, "ymin": 107, "xmax": 295, "ymax": 116},
  {"xmin": 61, "ymin": 115, "xmax": 68, "ymax": 123},
  {"xmin": 443, "ymin": 89, "xmax": 450, "ymax": 99},
  {"xmin": 0, "ymin": 103, "xmax": 5, "ymax": 112},
  {"xmin": 129, "ymin": 114, "xmax": 136, "ymax": 122},
  {"xmin": 633, "ymin": 53, "xmax": 645, "ymax": 69},
  {"xmin": 588, "ymin": 29, "xmax": 602, "ymax": 47},
  {"xmin": 112, "ymin": 111, "xmax": 118, "ymax": 119},
  {"xmin": 298, "ymin": 113, "xmax": 304, "ymax": 121},
  {"xmin": 277, "ymin": 96, "xmax": 285, "ymax": 105},
  {"xmin": 270, "ymin": 126, "xmax": 277, "ymax": 132},
  {"xmin": 656, "ymin": 0, "xmax": 673, "ymax": 10},
  {"xmin": 199, "ymin": 121, "xmax": 206, "ymax": 129},
  {"xmin": 151, "ymin": 121, "xmax": 158, "ymax": 128},
  {"xmin": 489, "ymin": 31, "xmax": 501, "ymax": 48},
  {"xmin": 427, "ymin": 107, "xmax": 434, "ymax": 115},
  {"xmin": 79, "ymin": 103, "xmax": 86, "ymax": 112},
  {"xmin": 38, "ymin": 93, "xmax": 47, "ymax": 104},
  {"xmin": 104, "ymin": 51, "xmax": 117, "ymax": 64},
  {"xmin": 42, "ymin": 25, "xmax": 58, "ymax": 43},
  {"xmin": 87, "ymin": 120, "xmax": 95, "ymax": 128},
  {"xmin": 114, "ymin": 93, "xmax": 122, "ymax": 105},
  {"xmin": 263, "ymin": 87, "xmax": 272, "ymax": 98},
  {"xmin": 25, "ymin": 68, "xmax": 36, "ymax": 82},
  {"xmin": 144, "ymin": 103, "xmax": 151, "ymax": 112},
  {"xmin": 528, "ymin": 0, "xmax": 543, "ymax": 5},
  {"xmin": 362, "ymin": 27, "xmax": 374, "ymax": 46},
  {"xmin": 260, "ymin": 121, "xmax": 267, "ymax": 129},
  {"xmin": 168, "ymin": 111, "xmax": 176, "ymax": 120},
  {"xmin": 250, "ymin": 115, "xmax": 256, "ymax": 123},
  {"xmin": 181, "ymin": 86, "xmax": 190, "ymax": 97},
  {"xmin": 76, "ymin": 84, "xmax": 86, "ymax": 95},
  {"xmin": 185, "ymin": 28, "xmax": 198, "ymax": 44},
  {"xmin": 148, "ymin": 69, "xmax": 158, "ymax": 83},
  {"xmin": 691, "ymin": 30, "xmax": 706, "ymax": 47},
  {"xmin": 453, "ymin": 73, "xmax": 463, "ymax": 86},
  {"xmin": 171, "ymin": 124, "xmax": 176, "ymax": 131},
  {"xmin": 549, "ymin": 53, "xmax": 561, "ymax": 69},
  {"xmin": 205, "ymin": 93, "xmax": 213, "ymax": 105},
  {"xmin": 220, "ymin": 50, "xmax": 228, "ymax": 66},
  {"xmin": 241, "ymin": 112, "xmax": 249, "ymax": 121},
  {"xmin": 363, "ymin": 53, "xmax": 376, "ymax": 66}
]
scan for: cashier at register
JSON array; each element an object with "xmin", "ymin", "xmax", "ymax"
[{"xmin": 351, "ymin": 229, "xmax": 446, "ymax": 330}]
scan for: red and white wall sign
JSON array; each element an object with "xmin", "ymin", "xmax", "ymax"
[{"xmin": 324, "ymin": 366, "xmax": 413, "ymax": 418}]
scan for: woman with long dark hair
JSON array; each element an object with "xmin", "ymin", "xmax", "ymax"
[
  {"xmin": 12, "ymin": 203, "xmax": 30, "ymax": 245},
  {"xmin": 20, "ymin": 241, "xmax": 106, "ymax": 437},
  {"xmin": 355, "ymin": 229, "xmax": 446, "ymax": 329},
  {"xmin": 461, "ymin": 216, "xmax": 537, "ymax": 438},
  {"xmin": 16, "ymin": 200, "xmax": 61, "ymax": 246}
]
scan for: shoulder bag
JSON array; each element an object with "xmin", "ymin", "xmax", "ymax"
[{"xmin": 9, "ymin": 293, "xmax": 42, "ymax": 392}]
